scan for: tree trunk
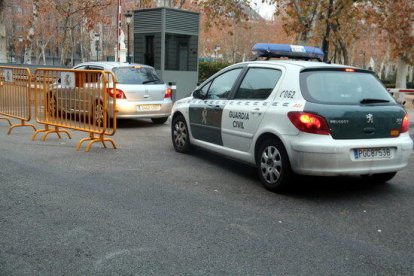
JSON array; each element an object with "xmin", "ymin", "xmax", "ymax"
[
  {"xmin": 321, "ymin": 0, "xmax": 334, "ymax": 62},
  {"xmin": 0, "ymin": 2, "xmax": 7, "ymax": 63},
  {"xmin": 41, "ymin": 46, "xmax": 46, "ymax": 65},
  {"xmin": 23, "ymin": 0, "xmax": 39, "ymax": 64},
  {"xmin": 395, "ymin": 57, "xmax": 408, "ymax": 89}
]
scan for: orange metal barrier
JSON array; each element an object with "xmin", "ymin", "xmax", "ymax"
[
  {"xmin": 0, "ymin": 66, "xmax": 36, "ymax": 134},
  {"xmin": 32, "ymin": 69, "xmax": 118, "ymax": 152}
]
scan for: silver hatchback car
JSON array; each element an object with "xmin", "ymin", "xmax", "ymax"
[{"xmin": 73, "ymin": 62, "xmax": 172, "ymax": 124}]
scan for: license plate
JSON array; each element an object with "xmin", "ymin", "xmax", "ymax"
[
  {"xmin": 137, "ymin": 104, "xmax": 161, "ymax": 112},
  {"xmin": 353, "ymin": 148, "xmax": 393, "ymax": 160}
]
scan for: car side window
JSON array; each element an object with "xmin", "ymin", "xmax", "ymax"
[
  {"xmin": 206, "ymin": 68, "xmax": 242, "ymax": 100},
  {"xmin": 233, "ymin": 68, "xmax": 282, "ymax": 100}
]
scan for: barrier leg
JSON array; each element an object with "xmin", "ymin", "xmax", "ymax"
[
  {"xmin": 7, "ymin": 120, "xmax": 37, "ymax": 135},
  {"xmin": 76, "ymin": 133, "xmax": 94, "ymax": 151},
  {"xmin": 77, "ymin": 133, "xmax": 117, "ymax": 152},
  {"xmin": 0, "ymin": 117, "xmax": 12, "ymax": 126},
  {"xmin": 41, "ymin": 126, "xmax": 71, "ymax": 142},
  {"xmin": 32, "ymin": 125, "xmax": 50, "ymax": 141}
]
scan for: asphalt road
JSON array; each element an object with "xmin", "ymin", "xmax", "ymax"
[{"xmin": 1, "ymin": 119, "xmax": 414, "ymax": 275}]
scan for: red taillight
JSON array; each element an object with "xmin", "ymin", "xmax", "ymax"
[
  {"xmin": 288, "ymin": 112, "xmax": 331, "ymax": 135},
  {"xmin": 401, "ymin": 114, "xmax": 409, "ymax": 133},
  {"xmin": 106, "ymin": 88, "xmax": 126, "ymax": 99},
  {"xmin": 164, "ymin": 87, "xmax": 172, "ymax": 98},
  {"xmin": 345, "ymin": 68, "xmax": 355, "ymax": 72}
]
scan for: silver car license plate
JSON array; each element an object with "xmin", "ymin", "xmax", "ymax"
[
  {"xmin": 353, "ymin": 148, "xmax": 393, "ymax": 160},
  {"xmin": 137, "ymin": 104, "xmax": 161, "ymax": 112}
]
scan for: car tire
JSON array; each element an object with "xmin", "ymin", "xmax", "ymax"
[
  {"xmin": 46, "ymin": 92, "xmax": 58, "ymax": 118},
  {"xmin": 362, "ymin": 172, "xmax": 397, "ymax": 183},
  {"xmin": 256, "ymin": 137, "xmax": 292, "ymax": 192},
  {"xmin": 151, "ymin": 117, "xmax": 168, "ymax": 124},
  {"xmin": 172, "ymin": 114, "xmax": 191, "ymax": 153},
  {"xmin": 92, "ymin": 100, "xmax": 108, "ymax": 128}
]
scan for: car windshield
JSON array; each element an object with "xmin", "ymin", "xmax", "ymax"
[
  {"xmin": 113, "ymin": 67, "xmax": 163, "ymax": 85},
  {"xmin": 300, "ymin": 69, "xmax": 394, "ymax": 105}
]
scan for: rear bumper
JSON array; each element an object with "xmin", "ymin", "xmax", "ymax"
[
  {"xmin": 286, "ymin": 133, "xmax": 413, "ymax": 176},
  {"xmin": 109, "ymin": 99, "xmax": 172, "ymax": 119}
]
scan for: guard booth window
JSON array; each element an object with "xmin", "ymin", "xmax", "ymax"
[{"xmin": 165, "ymin": 34, "xmax": 196, "ymax": 71}]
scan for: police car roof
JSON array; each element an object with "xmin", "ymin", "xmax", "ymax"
[{"xmin": 239, "ymin": 60, "xmax": 359, "ymax": 69}]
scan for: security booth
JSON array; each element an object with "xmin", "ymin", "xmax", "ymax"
[{"xmin": 133, "ymin": 7, "xmax": 200, "ymax": 101}]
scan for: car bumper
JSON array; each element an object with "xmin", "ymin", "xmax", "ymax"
[
  {"xmin": 109, "ymin": 99, "xmax": 172, "ymax": 119},
  {"xmin": 286, "ymin": 133, "xmax": 413, "ymax": 176}
]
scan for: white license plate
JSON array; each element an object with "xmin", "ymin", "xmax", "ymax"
[
  {"xmin": 353, "ymin": 148, "xmax": 393, "ymax": 160},
  {"xmin": 137, "ymin": 104, "xmax": 161, "ymax": 112}
]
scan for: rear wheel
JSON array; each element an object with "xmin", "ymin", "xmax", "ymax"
[
  {"xmin": 47, "ymin": 92, "xmax": 59, "ymax": 118},
  {"xmin": 256, "ymin": 138, "xmax": 292, "ymax": 192},
  {"xmin": 92, "ymin": 100, "xmax": 108, "ymax": 128},
  {"xmin": 151, "ymin": 117, "xmax": 168, "ymax": 124},
  {"xmin": 172, "ymin": 115, "xmax": 191, "ymax": 153},
  {"xmin": 362, "ymin": 172, "xmax": 397, "ymax": 183}
]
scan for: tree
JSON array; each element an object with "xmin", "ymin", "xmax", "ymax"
[
  {"xmin": 0, "ymin": 0, "xmax": 7, "ymax": 62},
  {"xmin": 369, "ymin": 0, "xmax": 414, "ymax": 88},
  {"xmin": 51, "ymin": 0, "xmax": 113, "ymax": 65},
  {"xmin": 275, "ymin": 0, "xmax": 320, "ymax": 44}
]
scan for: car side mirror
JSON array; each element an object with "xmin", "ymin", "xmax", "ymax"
[{"xmin": 193, "ymin": 89, "xmax": 205, "ymax": 99}]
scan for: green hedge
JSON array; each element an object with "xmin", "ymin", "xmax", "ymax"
[{"xmin": 199, "ymin": 61, "xmax": 232, "ymax": 82}]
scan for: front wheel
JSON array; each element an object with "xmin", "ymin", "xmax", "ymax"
[
  {"xmin": 256, "ymin": 138, "xmax": 293, "ymax": 192},
  {"xmin": 151, "ymin": 117, "xmax": 168, "ymax": 124},
  {"xmin": 171, "ymin": 115, "xmax": 191, "ymax": 153}
]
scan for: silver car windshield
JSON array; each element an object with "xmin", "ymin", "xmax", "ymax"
[{"xmin": 113, "ymin": 67, "xmax": 164, "ymax": 85}]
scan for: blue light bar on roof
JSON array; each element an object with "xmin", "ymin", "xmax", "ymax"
[{"xmin": 252, "ymin": 43, "xmax": 324, "ymax": 61}]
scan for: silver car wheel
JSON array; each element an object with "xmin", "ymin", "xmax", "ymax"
[
  {"xmin": 48, "ymin": 95, "xmax": 56, "ymax": 116},
  {"xmin": 173, "ymin": 121, "xmax": 187, "ymax": 148},
  {"xmin": 94, "ymin": 102, "xmax": 104, "ymax": 125},
  {"xmin": 260, "ymin": 146, "xmax": 282, "ymax": 184}
]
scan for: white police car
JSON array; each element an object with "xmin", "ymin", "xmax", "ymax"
[{"xmin": 171, "ymin": 44, "xmax": 413, "ymax": 192}]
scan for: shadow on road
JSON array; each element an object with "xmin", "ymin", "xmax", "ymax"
[
  {"xmin": 285, "ymin": 175, "xmax": 395, "ymax": 199},
  {"xmin": 187, "ymin": 147, "xmax": 397, "ymax": 198},
  {"xmin": 116, "ymin": 119, "xmax": 168, "ymax": 129}
]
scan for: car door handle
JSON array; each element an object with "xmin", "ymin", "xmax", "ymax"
[
  {"xmin": 208, "ymin": 104, "xmax": 221, "ymax": 110},
  {"xmin": 251, "ymin": 108, "xmax": 261, "ymax": 115}
]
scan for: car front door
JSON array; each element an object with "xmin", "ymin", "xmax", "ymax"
[
  {"xmin": 222, "ymin": 67, "xmax": 283, "ymax": 152},
  {"xmin": 189, "ymin": 68, "xmax": 243, "ymax": 146}
]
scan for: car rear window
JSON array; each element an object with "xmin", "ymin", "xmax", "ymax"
[
  {"xmin": 300, "ymin": 69, "xmax": 394, "ymax": 105},
  {"xmin": 113, "ymin": 67, "xmax": 164, "ymax": 85}
]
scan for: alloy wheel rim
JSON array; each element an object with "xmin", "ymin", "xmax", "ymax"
[
  {"xmin": 260, "ymin": 146, "xmax": 282, "ymax": 184},
  {"xmin": 95, "ymin": 103, "xmax": 104, "ymax": 125},
  {"xmin": 48, "ymin": 96, "xmax": 56, "ymax": 115},
  {"xmin": 173, "ymin": 121, "xmax": 187, "ymax": 147}
]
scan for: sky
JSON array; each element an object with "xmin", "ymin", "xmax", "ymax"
[{"xmin": 251, "ymin": 1, "xmax": 276, "ymax": 20}]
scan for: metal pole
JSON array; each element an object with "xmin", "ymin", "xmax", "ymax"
[
  {"xmin": 127, "ymin": 23, "xmax": 130, "ymax": 63},
  {"xmin": 117, "ymin": 0, "xmax": 122, "ymax": 62}
]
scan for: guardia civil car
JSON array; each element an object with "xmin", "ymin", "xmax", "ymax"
[{"xmin": 171, "ymin": 44, "xmax": 413, "ymax": 192}]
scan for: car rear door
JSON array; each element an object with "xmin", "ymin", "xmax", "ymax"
[{"xmin": 222, "ymin": 66, "xmax": 283, "ymax": 152}]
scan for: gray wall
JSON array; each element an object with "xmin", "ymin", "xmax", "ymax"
[
  {"xmin": 160, "ymin": 70, "xmax": 198, "ymax": 100},
  {"xmin": 133, "ymin": 8, "xmax": 200, "ymax": 100}
]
